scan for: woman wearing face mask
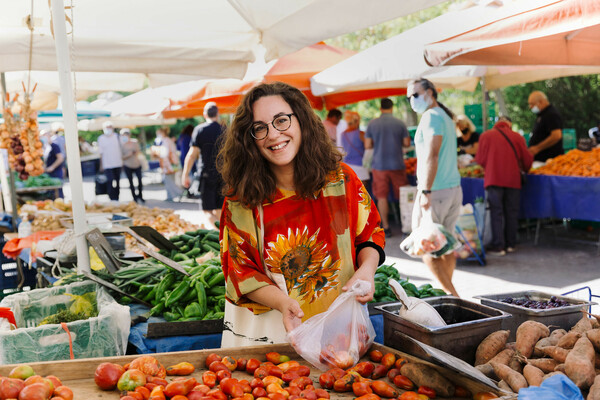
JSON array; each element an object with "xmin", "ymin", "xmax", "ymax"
[
  {"xmin": 406, "ymin": 78, "xmax": 462, "ymax": 298},
  {"xmin": 455, "ymin": 115, "xmax": 479, "ymax": 156},
  {"xmin": 217, "ymin": 82, "xmax": 385, "ymax": 347}
]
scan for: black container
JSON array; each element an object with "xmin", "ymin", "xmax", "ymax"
[{"xmin": 377, "ymin": 297, "xmax": 511, "ymax": 364}]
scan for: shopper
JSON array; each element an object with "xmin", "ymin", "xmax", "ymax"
[
  {"xmin": 121, "ymin": 129, "xmax": 145, "ymax": 204},
  {"xmin": 217, "ymin": 82, "xmax": 385, "ymax": 347},
  {"xmin": 407, "ymin": 78, "xmax": 462, "ymax": 297},
  {"xmin": 322, "ymin": 108, "xmax": 342, "ymax": 144},
  {"xmin": 155, "ymin": 128, "xmax": 181, "ymax": 202},
  {"xmin": 476, "ymin": 116, "xmax": 533, "ymax": 255},
  {"xmin": 527, "ymin": 90, "xmax": 564, "ymax": 162},
  {"xmin": 340, "ymin": 111, "xmax": 370, "ymax": 186},
  {"xmin": 181, "ymin": 102, "xmax": 225, "ymax": 226},
  {"xmin": 176, "ymin": 124, "xmax": 195, "ymax": 176},
  {"xmin": 456, "ymin": 114, "xmax": 479, "ymax": 156},
  {"xmin": 364, "ymin": 98, "xmax": 410, "ymax": 237},
  {"xmin": 97, "ymin": 121, "xmax": 124, "ymax": 201}
]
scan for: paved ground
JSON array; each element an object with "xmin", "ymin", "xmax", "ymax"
[{"xmin": 63, "ymin": 174, "xmax": 600, "ymax": 312}]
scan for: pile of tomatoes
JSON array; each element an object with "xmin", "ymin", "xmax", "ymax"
[{"xmin": 0, "ymin": 364, "xmax": 74, "ymax": 400}]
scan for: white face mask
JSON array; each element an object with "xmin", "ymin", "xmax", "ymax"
[
  {"xmin": 103, "ymin": 128, "xmax": 114, "ymax": 135},
  {"xmin": 531, "ymin": 105, "xmax": 540, "ymax": 114},
  {"xmin": 410, "ymin": 93, "xmax": 430, "ymax": 114}
]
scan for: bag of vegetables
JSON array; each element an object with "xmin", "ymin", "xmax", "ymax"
[{"xmin": 400, "ymin": 210, "xmax": 459, "ymax": 258}]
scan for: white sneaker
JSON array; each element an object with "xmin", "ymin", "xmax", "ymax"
[
  {"xmin": 506, "ymin": 247, "xmax": 516, "ymax": 253},
  {"xmin": 488, "ymin": 249, "xmax": 506, "ymax": 256}
]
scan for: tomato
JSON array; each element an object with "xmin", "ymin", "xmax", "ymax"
[
  {"xmin": 266, "ymin": 352, "xmax": 290, "ymax": 364},
  {"xmin": 149, "ymin": 385, "xmax": 166, "ymax": 400},
  {"xmin": 0, "ymin": 378, "xmax": 25, "ymax": 400},
  {"xmin": 16, "ymin": 383, "xmax": 52, "ymax": 400},
  {"xmin": 393, "ymin": 375, "xmax": 414, "ymax": 390},
  {"xmin": 265, "ymin": 365, "xmax": 284, "ymax": 379},
  {"xmin": 220, "ymin": 378, "xmax": 240, "ymax": 395},
  {"xmin": 246, "ymin": 359, "xmax": 261, "ymax": 374},
  {"xmin": 314, "ymin": 389, "xmax": 329, "ymax": 399},
  {"xmin": 417, "ymin": 386, "xmax": 436, "ymax": 399},
  {"xmin": 202, "ymin": 371, "xmax": 217, "ymax": 388},
  {"xmin": 192, "ymin": 384, "xmax": 212, "ymax": 395},
  {"xmin": 236, "ymin": 358, "xmax": 248, "ymax": 371},
  {"xmin": 398, "ymin": 392, "xmax": 420, "ymax": 400},
  {"xmin": 332, "ymin": 374, "xmax": 359, "ymax": 393},
  {"xmin": 354, "ymin": 394, "xmax": 381, "ymax": 400},
  {"xmin": 164, "ymin": 378, "xmax": 197, "ymax": 397},
  {"xmin": 299, "ymin": 388, "xmax": 317, "ymax": 400},
  {"xmin": 166, "ymin": 362, "xmax": 195, "ymax": 376},
  {"xmin": 287, "ymin": 386, "xmax": 301, "ymax": 396},
  {"xmin": 216, "ymin": 369, "xmax": 232, "ymax": 382},
  {"xmin": 207, "ymin": 388, "xmax": 229, "ymax": 400},
  {"xmin": 254, "ymin": 367, "xmax": 270, "ymax": 380},
  {"xmin": 268, "ymin": 393, "xmax": 288, "ymax": 400},
  {"xmin": 352, "ymin": 381, "xmax": 373, "ymax": 397},
  {"xmin": 130, "ymin": 356, "xmax": 166, "ymax": 378},
  {"xmin": 239, "ymin": 380, "xmax": 252, "ymax": 393},
  {"xmin": 370, "ymin": 380, "xmax": 399, "ymax": 398},
  {"xmin": 325, "ymin": 368, "xmax": 345, "ymax": 380},
  {"xmin": 118, "ymin": 369, "xmax": 147, "ymax": 392},
  {"xmin": 147, "ymin": 376, "xmax": 168, "ymax": 386},
  {"xmin": 369, "ymin": 350, "xmax": 383, "ymax": 363},
  {"xmin": 454, "ymin": 385, "xmax": 471, "ymax": 398},
  {"xmin": 473, "ymin": 393, "xmax": 499, "ymax": 400},
  {"xmin": 126, "ymin": 391, "xmax": 145, "ymax": 400},
  {"xmin": 394, "ymin": 357, "xmax": 408, "ymax": 370},
  {"xmin": 210, "ymin": 361, "xmax": 230, "ymax": 373},
  {"xmin": 222, "ymin": 356, "xmax": 238, "ymax": 371},
  {"xmin": 349, "ymin": 361, "xmax": 375, "ymax": 378},
  {"xmin": 45, "ymin": 375, "xmax": 62, "ymax": 389},
  {"xmin": 371, "ymin": 365, "xmax": 389, "ymax": 380},
  {"xmin": 289, "ymin": 377, "xmax": 313, "ymax": 390},
  {"xmin": 278, "ymin": 361, "xmax": 300, "ymax": 372},
  {"xmin": 251, "ymin": 378, "xmax": 265, "ymax": 389},
  {"xmin": 54, "ymin": 385, "xmax": 75, "ymax": 400},
  {"xmin": 380, "ymin": 353, "xmax": 396, "ymax": 369},
  {"xmin": 253, "ymin": 387, "xmax": 268, "ymax": 398},
  {"xmin": 386, "ymin": 368, "xmax": 401, "ymax": 380},
  {"xmin": 318, "ymin": 373, "xmax": 334, "ymax": 389},
  {"xmin": 205, "ymin": 353, "xmax": 223, "ymax": 368}
]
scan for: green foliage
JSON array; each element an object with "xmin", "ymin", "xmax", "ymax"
[{"xmin": 501, "ymin": 75, "xmax": 600, "ymax": 138}]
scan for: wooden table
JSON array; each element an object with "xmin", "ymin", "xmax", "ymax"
[{"xmin": 0, "ymin": 343, "xmax": 513, "ymax": 400}]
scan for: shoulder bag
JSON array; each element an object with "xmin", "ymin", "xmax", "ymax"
[
  {"xmin": 497, "ymin": 129, "xmax": 527, "ymax": 186},
  {"xmin": 221, "ymin": 205, "xmax": 289, "ymax": 348}
]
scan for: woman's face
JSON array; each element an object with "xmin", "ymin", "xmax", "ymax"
[{"xmin": 252, "ymin": 95, "xmax": 302, "ymax": 172}]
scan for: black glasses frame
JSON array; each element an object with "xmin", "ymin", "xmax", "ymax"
[{"xmin": 250, "ymin": 113, "xmax": 295, "ymax": 140}]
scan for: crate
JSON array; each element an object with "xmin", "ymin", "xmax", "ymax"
[
  {"xmin": 378, "ymin": 297, "xmax": 510, "ymax": 364},
  {"xmin": 563, "ymin": 128, "xmax": 577, "ymax": 151},
  {"xmin": 1, "ymin": 263, "xmax": 37, "ymax": 299},
  {"xmin": 464, "ymin": 102, "xmax": 496, "ymax": 132},
  {"xmin": 474, "ymin": 290, "xmax": 596, "ymax": 341},
  {"xmin": 0, "ymin": 281, "xmax": 130, "ymax": 364}
]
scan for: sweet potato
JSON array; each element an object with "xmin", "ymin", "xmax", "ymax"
[
  {"xmin": 571, "ymin": 316, "xmax": 593, "ymax": 334},
  {"xmin": 554, "ymin": 363, "xmax": 566, "ymax": 373},
  {"xmin": 533, "ymin": 329, "xmax": 566, "ymax": 357},
  {"xmin": 557, "ymin": 331, "xmax": 582, "ymax": 349},
  {"xmin": 489, "ymin": 361, "xmax": 528, "ymax": 393},
  {"xmin": 586, "ymin": 329, "xmax": 600, "ymax": 352},
  {"xmin": 475, "ymin": 364, "xmax": 495, "ymax": 379},
  {"xmin": 475, "ymin": 330, "xmax": 510, "ymax": 366},
  {"xmin": 541, "ymin": 346, "xmax": 570, "ymax": 363},
  {"xmin": 497, "ymin": 380, "xmax": 514, "ymax": 393},
  {"xmin": 589, "ymin": 375, "xmax": 600, "ymax": 400},
  {"xmin": 523, "ymin": 364, "xmax": 544, "ymax": 387},
  {"xmin": 505, "ymin": 342, "xmax": 516, "ymax": 351},
  {"xmin": 516, "ymin": 321, "xmax": 550, "ymax": 358},
  {"xmin": 542, "ymin": 371, "xmax": 565, "ymax": 382},
  {"xmin": 565, "ymin": 335, "xmax": 596, "ymax": 389},
  {"xmin": 527, "ymin": 358, "xmax": 559, "ymax": 373},
  {"xmin": 400, "ymin": 363, "xmax": 455, "ymax": 398},
  {"xmin": 508, "ymin": 354, "xmax": 523, "ymax": 373},
  {"xmin": 489, "ymin": 348, "xmax": 515, "ymax": 366}
]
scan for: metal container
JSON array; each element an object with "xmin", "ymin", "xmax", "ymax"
[
  {"xmin": 475, "ymin": 290, "xmax": 596, "ymax": 340},
  {"xmin": 377, "ymin": 297, "xmax": 511, "ymax": 364}
]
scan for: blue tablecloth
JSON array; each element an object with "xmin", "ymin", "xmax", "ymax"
[
  {"xmin": 128, "ymin": 305, "xmax": 385, "ymax": 354},
  {"xmin": 460, "ymin": 175, "xmax": 600, "ymax": 222}
]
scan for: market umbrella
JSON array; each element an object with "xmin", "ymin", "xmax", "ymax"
[
  {"xmin": 424, "ymin": 0, "xmax": 600, "ymax": 67},
  {"xmin": 311, "ymin": 0, "xmax": 600, "ymax": 97}
]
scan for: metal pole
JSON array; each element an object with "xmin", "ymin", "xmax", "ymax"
[
  {"xmin": 1, "ymin": 72, "xmax": 6, "ymax": 109},
  {"xmin": 50, "ymin": 0, "xmax": 90, "ymax": 272}
]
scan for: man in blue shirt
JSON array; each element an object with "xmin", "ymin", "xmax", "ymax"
[{"xmin": 365, "ymin": 98, "xmax": 410, "ymax": 237}]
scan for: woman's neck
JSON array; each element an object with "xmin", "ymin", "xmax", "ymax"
[{"xmin": 273, "ymin": 165, "xmax": 295, "ymax": 191}]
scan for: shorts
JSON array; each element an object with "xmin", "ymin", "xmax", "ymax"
[
  {"xmin": 412, "ymin": 186, "xmax": 462, "ymax": 233},
  {"xmin": 200, "ymin": 176, "xmax": 224, "ymax": 211},
  {"xmin": 372, "ymin": 169, "xmax": 408, "ymax": 200}
]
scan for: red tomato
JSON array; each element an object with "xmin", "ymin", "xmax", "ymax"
[{"xmin": 417, "ymin": 386, "xmax": 436, "ymax": 399}]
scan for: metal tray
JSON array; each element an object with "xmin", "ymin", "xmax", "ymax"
[
  {"xmin": 377, "ymin": 296, "xmax": 511, "ymax": 364},
  {"xmin": 475, "ymin": 290, "xmax": 596, "ymax": 340}
]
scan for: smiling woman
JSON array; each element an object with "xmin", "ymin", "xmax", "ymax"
[{"xmin": 217, "ymin": 82, "xmax": 386, "ymax": 347}]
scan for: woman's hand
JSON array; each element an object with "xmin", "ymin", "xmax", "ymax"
[
  {"xmin": 280, "ymin": 297, "xmax": 304, "ymax": 333},
  {"xmin": 342, "ymin": 246, "xmax": 379, "ymax": 304}
]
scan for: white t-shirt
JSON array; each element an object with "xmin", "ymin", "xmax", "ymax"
[{"xmin": 98, "ymin": 133, "xmax": 123, "ymax": 169}]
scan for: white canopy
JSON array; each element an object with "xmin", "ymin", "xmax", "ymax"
[
  {"xmin": 1, "ymin": 0, "xmax": 446, "ymax": 78},
  {"xmin": 311, "ymin": 0, "xmax": 600, "ymax": 95}
]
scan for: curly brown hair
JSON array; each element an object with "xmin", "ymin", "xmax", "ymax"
[{"xmin": 217, "ymin": 82, "xmax": 342, "ymax": 209}]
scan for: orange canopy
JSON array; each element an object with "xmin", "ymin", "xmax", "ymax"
[
  {"xmin": 163, "ymin": 43, "xmax": 406, "ymax": 118},
  {"xmin": 424, "ymin": 0, "xmax": 600, "ymax": 66}
]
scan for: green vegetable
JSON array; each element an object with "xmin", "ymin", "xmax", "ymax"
[
  {"xmin": 207, "ymin": 285, "xmax": 226, "ymax": 296},
  {"xmin": 165, "ymin": 279, "xmax": 191, "ymax": 307},
  {"xmin": 207, "ymin": 271, "xmax": 224, "ymax": 287},
  {"xmin": 184, "ymin": 302, "xmax": 204, "ymax": 318},
  {"xmin": 195, "ymin": 281, "xmax": 208, "ymax": 318},
  {"xmin": 163, "ymin": 312, "xmax": 180, "ymax": 322}
]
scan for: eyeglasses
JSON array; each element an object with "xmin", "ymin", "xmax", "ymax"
[{"xmin": 251, "ymin": 113, "xmax": 295, "ymax": 140}]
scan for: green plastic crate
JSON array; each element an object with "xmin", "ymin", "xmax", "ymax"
[
  {"xmin": 0, "ymin": 281, "xmax": 130, "ymax": 364},
  {"xmin": 563, "ymin": 128, "xmax": 577, "ymax": 151},
  {"xmin": 464, "ymin": 102, "xmax": 496, "ymax": 132}
]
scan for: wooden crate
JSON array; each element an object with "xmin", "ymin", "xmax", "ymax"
[{"xmin": 0, "ymin": 343, "xmax": 515, "ymax": 400}]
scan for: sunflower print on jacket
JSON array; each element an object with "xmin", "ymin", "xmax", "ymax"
[{"xmin": 220, "ymin": 163, "xmax": 385, "ymax": 321}]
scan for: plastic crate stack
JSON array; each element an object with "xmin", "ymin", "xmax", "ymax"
[{"xmin": 0, "ymin": 237, "xmax": 37, "ymax": 299}]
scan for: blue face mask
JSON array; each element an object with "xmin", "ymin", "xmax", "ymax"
[{"xmin": 410, "ymin": 93, "xmax": 430, "ymax": 114}]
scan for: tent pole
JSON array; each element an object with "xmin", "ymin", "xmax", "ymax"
[
  {"xmin": 1, "ymin": 73, "xmax": 6, "ymax": 109},
  {"xmin": 481, "ymin": 77, "xmax": 488, "ymax": 131},
  {"xmin": 50, "ymin": 0, "xmax": 90, "ymax": 272}
]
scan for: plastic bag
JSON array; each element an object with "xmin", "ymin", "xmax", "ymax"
[
  {"xmin": 400, "ymin": 210, "xmax": 460, "ymax": 258},
  {"xmin": 287, "ymin": 280, "xmax": 375, "ymax": 371},
  {"xmin": 0, "ymin": 281, "xmax": 130, "ymax": 364},
  {"xmin": 518, "ymin": 374, "xmax": 584, "ymax": 400}
]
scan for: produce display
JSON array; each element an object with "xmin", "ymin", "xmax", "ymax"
[
  {"xmin": 370, "ymin": 265, "xmax": 446, "ymax": 303},
  {"xmin": 16, "ymin": 173, "xmax": 63, "ymax": 188},
  {"xmin": 454, "ymin": 215, "xmax": 483, "ymax": 260},
  {"xmin": 404, "ymin": 158, "xmax": 417, "ymax": 176},
  {"xmin": 531, "ymin": 148, "xmax": 600, "ymax": 177},
  {"xmin": 88, "ymin": 349, "xmax": 499, "ymax": 400},
  {"xmin": 472, "ymin": 315, "xmax": 600, "ymax": 396},
  {"xmin": 499, "ymin": 295, "xmax": 571, "ymax": 310},
  {"xmin": 0, "ymin": 365, "xmax": 74, "ymax": 400},
  {"xmin": 459, "ymin": 164, "xmax": 485, "ymax": 178},
  {"xmin": 0, "ymin": 90, "xmax": 45, "ymax": 180}
]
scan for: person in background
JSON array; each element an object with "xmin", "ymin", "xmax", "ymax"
[
  {"xmin": 121, "ymin": 129, "xmax": 144, "ymax": 204},
  {"xmin": 527, "ymin": 91, "xmax": 564, "ymax": 161},
  {"xmin": 456, "ymin": 114, "xmax": 479, "ymax": 155},
  {"xmin": 217, "ymin": 82, "xmax": 385, "ymax": 347},
  {"xmin": 97, "ymin": 121, "xmax": 123, "ymax": 201},
  {"xmin": 476, "ymin": 116, "xmax": 533, "ymax": 256},
  {"xmin": 78, "ymin": 136, "xmax": 94, "ymax": 154},
  {"xmin": 340, "ymin": 111, "xmax": 370, "ymax": 187},
  {"xmin": 588, "ymin": 121, "xmax": 600, "ymax": 142},
  {"xmin": 41, "ymin": 129, "xmax": 65, "ymax": 198},
  {"xmin": 407, "ymin": 78, "xmax": 462, "ymax": 298},
  {"xmin": 322, "ymin": 108, "xmax": 342, "ymax": 144},
  {"xmin": 181, "ymin": 102, "xmax": 225, "ymax": 226},
  {"xmin": 155, "ymin": 128, "xmax": 181, "ymax": 202},
  {"xmin": 50, "ymin": 122, "xmax": 67, "ymax": 177},
  {"xmin": 364, "ymin": 98, "xmax": 410, "ymax": 237},
  {"xmin": 177, "ymin": 124, "xmax": 196, "ymax": 177}
]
